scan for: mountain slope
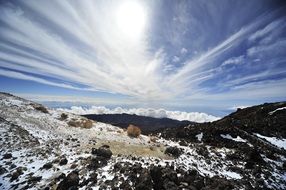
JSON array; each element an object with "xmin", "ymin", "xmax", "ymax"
[
  {"xmin": 0, "ymin": 92, "xmax": 286, "ymax": 190},
  {"xmin": 156, "ymin": 101, "xmax": 286, "ymax": 189}
]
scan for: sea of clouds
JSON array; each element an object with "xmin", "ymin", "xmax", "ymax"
[{"xmin": 58, "ymin": 106, "xmax": 220, "ymax": 123}]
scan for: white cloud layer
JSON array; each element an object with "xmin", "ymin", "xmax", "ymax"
[{"xmin": 58, "ymin": 106, "xmax": 220, "ymax": 123}]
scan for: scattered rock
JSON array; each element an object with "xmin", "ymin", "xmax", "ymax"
[
  {"xmin": 57, "ymin": 170, "xmax": 79, "ymax": 190},
  {"xmin": 89, "ymin": 172, "xmax": 98, "ymax": 184},
  {"xmin": 59, "ymin": 157, "xmax": 68, "ymax": 166},
  {"xmin": 91, "ymin": 146, "xmax": 112, "ymax": 159},
  {"xmin": 30, "ymin": 103, "xmax": 49, "ymax": 113},
  {"xmin": 0, "ymin": 166, "xmax": 8, "ymax": 175},
  {"xmin": 283, "ymin": 161, "xmax": 286, "ymax": 170},
  {"xmin": 28, "ymin": 176, "xmax": 42, "ymax": 183},
  {"xmin": 60, "ymin": 113, "xmax": 68, "ymax": 120},
  {"xmin": 42, "ymin": 162, "xmax": 53, "ymax": 170},
  {"xmin": 164, "ymin": 146, "xmax": 182, "ymax": 157},
  {"xmin": 2, "ymin": 153, "xmax": 12, "ymax": 159},
  {"xmin": 196, "ymin": 146, "xmax": 209, "ymax": 158},
  {"xmin": 119, "ymin": 181, "xmax": 132, "ymax": 190},
  {"xmin": 70, "ymin": 164, "xmax": 78, "ymax": 169},
  {"xmin": 87, "ymin": 156, "xmax": 108, "ymax": 170},
  {"xmin": 10, "ymin": 167, "xmax": 24, "ymax": 181}
]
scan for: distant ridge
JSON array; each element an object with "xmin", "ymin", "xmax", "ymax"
[{"xmin": 83, "ymin": 113, "xmax": 194, "ymax": 134}]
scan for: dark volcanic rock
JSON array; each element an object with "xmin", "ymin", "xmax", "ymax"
[
  {"xmin": 30, "ymin": 103, "xmax": 49, "ymax": 114},
  {"xmin": 10, "ymin": 167, "xmax": 24, "ymax": 181},
  {"xmin": 245, "ymin": 148, "xmax": 265, "ymax": 169},
  {"xmin": 283, "ymin": 161, "xmax": 286, "ymax": 170},
  {"xmin": 86, "ymin": 156, "xmax": 108, "ymax": 170},
  {"xmin": 0, "ymin": 166, "xmax": 8, "ymax": 175},
  {"xmin": 42, "ymin": 162, "xmax": 53, "ymax": 170},
  {"xmin": 91, "ymin": 146, "xmax": 112, "ymax": 159},
  {"xmin": 57, "ymin": 170, "xmax": 79, "ymax": 190},
  {"xmin": 196, "ymin": 146, "xmax": 209, "ymax": 158},
  {"xmin": 28, "ymin": 176, "xmax": 42, "ymax": 183},
  {"xmin": 135, "ymin": 169, "xmax": 153, "ymax": 190},
  {"xmin": 119, "ymin": 181, "xmax": 132, "ymax": 190},
  {"xmin": 2, "ymin": 153, "xmax": 12, "ymax": 159},
  {"xmin": 164, "ymin": 146, "xmax": 182, "ymax": 157},
  {"xmin": 59, "ymin": 157, "xmax": 68, "ymax": 166}
]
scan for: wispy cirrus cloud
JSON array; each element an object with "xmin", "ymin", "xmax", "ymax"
[
  {"xmin": 221, "ymin": 56, "xmax": 245, "ymax": 67},
  {"xmin": 0, "ymin": 0, "xmax": 167, "ymax": 100},
  {"xmin": 0, "ymin": 0, "xmax": 285, "ymax": 111}
]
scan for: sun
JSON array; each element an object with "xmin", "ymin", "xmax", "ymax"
[{"xmin": 116, "ymin": 1, "xmax": 146, "ymax": 39}]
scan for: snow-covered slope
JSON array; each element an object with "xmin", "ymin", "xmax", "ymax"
[{"xmin": 0, "ymin": 92, "xmax": 286, "ymax": 190}]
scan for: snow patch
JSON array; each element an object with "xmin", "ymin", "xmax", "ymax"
[
  {"xmin": 220, "ymin": 134, "xmax": 247, "ymax": 142},
  {"xmin": 196, "ymin": 133, "xmax": 203, "ymax": 142},
  {"xmin": 222, "ymin": 171, "xmax": 242, "ymax": 179},
  {"xmin": 269, "ymin": 107, "xmax": 286, "ymax": 115},
  {"xmin": 255, "ymin": 133, "xmax": 286, "ymax": 149}
]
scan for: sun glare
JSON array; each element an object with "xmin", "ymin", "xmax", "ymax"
[{"xmin": 116, "ymin": 1, "xmax": 146, "ymax": 39}]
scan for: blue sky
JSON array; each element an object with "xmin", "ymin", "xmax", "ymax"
[{"xmin": 0, "ymin": 0, "xmax": 286, "ymax": 116}]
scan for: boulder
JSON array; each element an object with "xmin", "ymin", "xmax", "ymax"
[
  {"xmin": 87, "ymin": 156, "xmax": 108, "ymax": 170},
  {"xmin": 59, "ymin": 157, "xmax": 68, "ymax": 166},
  {"xmin": 91, "ymin": 146, "xmax": 112, "ymax": 159},
  {"xmin": 0, "ymin": 166, "xmax": 8, "ymax": 175},
  {"xmin": 2, "ymin": 153, "xmax": 12, "ymax": 159},
  {"xmin": 57, "ymin": 170, "xmax": 79, "ymax": 190},
  {"xmin": 164, "ymin": 147, "xmax": 182, "ymax": 158},
  {"xmin": 42, "ymin": 162, "xmax": 53, "ymax": 170},
  {"xmin": 28, "ymin": 176, "xmax": 42, "ymax": 183},
  {"xmin": 10, "ymin": 167, "xmax": 24, "ymax": 181}
]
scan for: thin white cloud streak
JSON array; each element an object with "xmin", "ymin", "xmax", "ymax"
[
  {"xmin": 186, "ymin": 78, "xmax": 286, "ymax": 101},
  {"xmin": 16, "ymin": 93, "xmax": 137, "ymax": 106},
  {"xmin": 221, "ymin": 68, "xmax": 286, "ymax": 88},
  {"xmin": 247, "ymin": 39, "xmax": 286, "ymax": 57},
  {"xmin": 0, "ymin": 68, "xmax": 89, "ymax": 90},
  {"xmin": 58, "ymin": 106, "xmax": 220, "ymax": 123},
  {"xmin": 248, "ymin": 17, "xmax": 285, "ymax": 42}
]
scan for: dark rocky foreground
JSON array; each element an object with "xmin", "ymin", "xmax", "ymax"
[{"xmin": 153, "ymin": 101, "xmax": 286, "ymax": 189}]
